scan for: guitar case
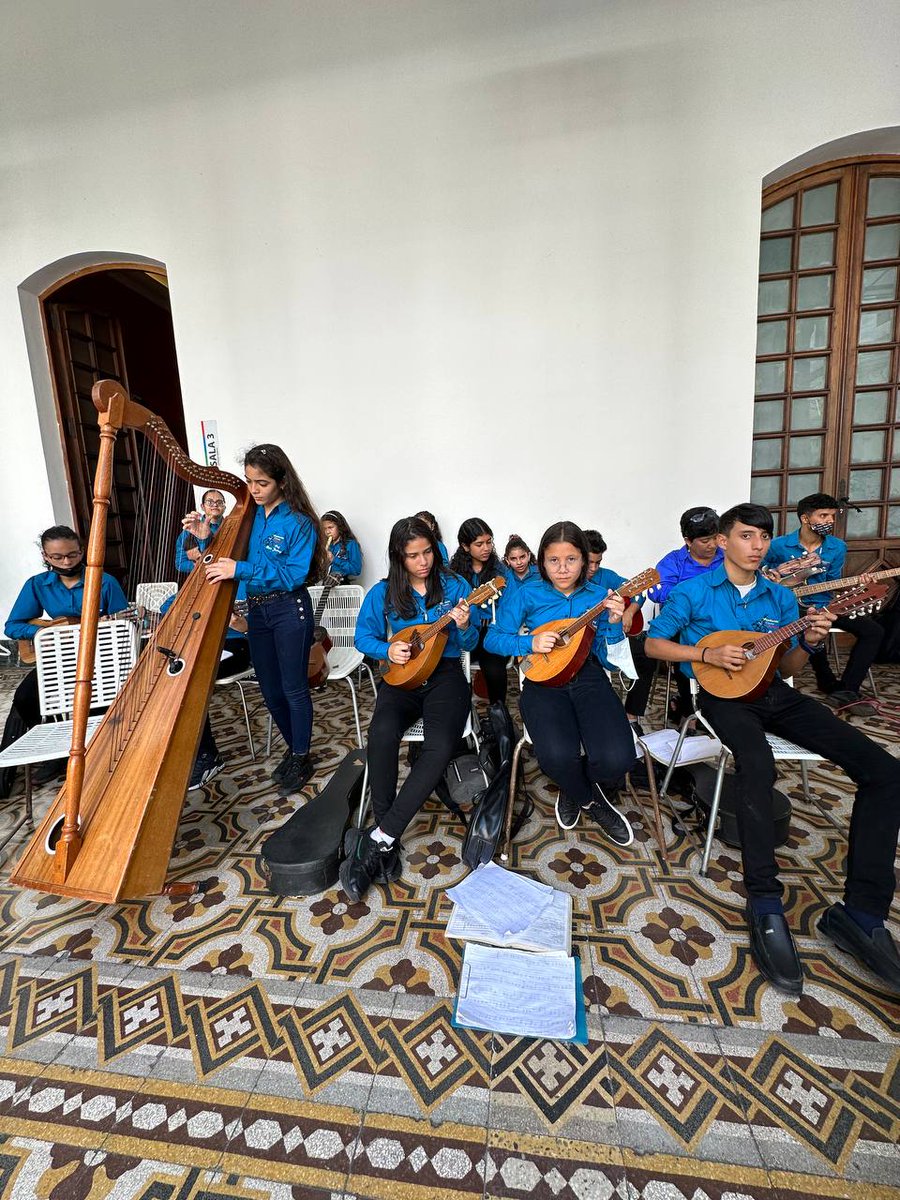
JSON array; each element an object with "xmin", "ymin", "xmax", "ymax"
[
  {"xmin": 685, "ymin": 762, "xmax": 792, "ymax": 849},
  {"xmin": 259, "ymin": 747, "xmax": 366, "ymax": 895}
]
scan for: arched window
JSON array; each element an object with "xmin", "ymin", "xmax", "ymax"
[{"xmin": 752, "ymin": 158, "xmax": 900, "ymax": 562}]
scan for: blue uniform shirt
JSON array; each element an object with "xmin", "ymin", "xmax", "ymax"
[
  {"xmin": 329, "ymin": 538, "xmax": 362, "ymax": 578},
  {"xmin": 175, "ymin": 520, "xmax": 221, "ymax": 574},
  {"xmin": 655, "ymin": 545, "xmax": 724, "ymax": 604},
  {"xmin": 233, "ymin": 503, "xmax": 317, "ymax": 595},
  {"xmin": 437, "ymin": 541, "xmax": 450, "ymax": 566},
  {"xmin": 647, "ymin": 563, "xmax": 800, "ymax": 678},
  {"xmin": 765, "ymin": 529, "xmax": 846, "ymax": 608},
  {"xmin": 502, "ymin": 562, "xmax": 539, "ymax": 590},
  {"xmin": 484, "ymin": 577, "xmax": 625, "ymax": 671},
  {"xmin": 5, "ymin": 571, "xmax": 129, "ymax": 641},
  {"xmin": 355, "ymin": 573, "xmax": 479, "ymax": 661}
]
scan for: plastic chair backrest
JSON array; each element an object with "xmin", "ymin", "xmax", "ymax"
[
  {"xmin": 135, "ymin": 582, "xmax": 177, "ymax": 613},
  {"xmin": 308, "ymin": 584, "xmax": 364, "ymax": 650},
  {"xmin": 35, "ymin": 619, "xmax": 139, "ymax": 719}
]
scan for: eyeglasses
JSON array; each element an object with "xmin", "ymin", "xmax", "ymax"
[
  {"xmin": 686, "ymin": 509, "xmax": 718, "ymax": 525},
  {"xmin": 204, "ymin": 500, "xmax": 226, "ymax": 508},
  {"xmin": 44, "ymin": 552, "xmax": 82, "ymax": 562}
]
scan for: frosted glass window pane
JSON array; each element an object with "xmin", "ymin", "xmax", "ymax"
[
  {"xmin": 757, "ymin": 320, "xmax": 788, "ymax": 355},
  {"xmin": 758, "ymin": 278, "xmax": 791, "ymax": 314},
  {"xmin": 846, "ymin": 507, "xmax": 880, "ymax": 538},
  {"xmin": 796, "ymin": 273, "xmax": 832, "ymax": 311},
  {"xmin": 787, "ymin": 474, "xmax": 821, "ymax": 505},
  {"xmin": 890, "ymin": 469, "xmax": 900, "ymax": 500},
  {"xmin": 789, "ymin": 435, "xmax": 823, "ymax": 468},
  {"xmin": 894, "ymin": 428, "xmax": 900, "ymax": 461},
  {"xmin": 753, "ymin": 399, "xmax": 784, "ymax": 433},
  {"xmin": 859, "ymin": 308, "xmax": 895, "ymax": 345},
  {"xmin": 752, "ymin": 439, "xmax": 782, "ymax": 470},
  {"xmin": 864, "ymin": 223, "xmax": 900, "ymax": 261},
  {"xmin": 801, "ymin": 183, "xmax": 837, "ymax": 226},
  {"xmin": 798, "ymin": 231, "xmax": 834, "ymax": 268},
  {"xmin": 850, "ymin": 468, "xmax": 883, "ymax": 501},
  {"xmin": 854, "ymin": 390, "xmax": 889, "ymax": 424},
  {"xmin": 755, "ymin": 360, "xmax": 786, "ymax": 395},
  {"xmin": 794, "ymin": 315, "xmax": 829, "ymax": 351},
  {"xmin": 760, "ymin": 237, "xmax": 792, "ymax": 274},
  {"xmin": 851, "ymin": 429, "xmax": 886, "ymax": 463},
  {"xmin": 868, "ymin": 177, "xmax": 900, "ymax": 217},
  {"xmin": 750, "ymin": 474, "xmax": 781, "ymax": 506},
  {"xmin": 791, "ymin": 395, "xmax": 826, "ymax": 429},
  {"xmin": 761, "ymin": 197, "xmax": 795, "ymax": 231},
  {"xmin": 856, "ymin": 350, "xmax": 892, "ymax": 385},
  {"xmin": 862, "ymin": 266, "xmax": 897, "ymax": 302},
  {"xmin": 792, "ymin": 356, "xmax": 827, "ymax": 391},
  {"xmin": 770, "ymin": 511, "xmax": 782, "ymax": 537},
  {"xmin": 888, "ymin": 507, "xmax": 900, "ymax": 537}
]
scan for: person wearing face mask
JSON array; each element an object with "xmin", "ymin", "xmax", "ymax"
[
  {"xmin": 175, "ymin": 489, "xmax": 227, "ymax": 574},
  {"xmin": 765, "ymin": 493, "xmax": 883, "ymax": 711},
  {"xmin": 0, "ymin": 526, "xmax": 128, "ymax": 798}
]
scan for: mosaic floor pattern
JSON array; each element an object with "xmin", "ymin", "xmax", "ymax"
[{"xmin": 0, "ymin": 659, "xmax": 897, "ymax": 1198}]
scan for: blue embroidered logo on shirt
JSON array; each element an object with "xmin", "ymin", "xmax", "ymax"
[
  {"xmin": 264, "ymin": 534, "xmax": 286, "ymax": 555},
  {"xmin": 752, "ymin": 616, "xmax": 780, "ymax": 633}
]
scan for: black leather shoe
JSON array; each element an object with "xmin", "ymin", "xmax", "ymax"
[
  {"xmin": 746, "ymin": 905, "xmax": 803, "ymax": 996},
  {"xmin": 818, "ymin": 904, "xmax": 900, "ymax": 993}
]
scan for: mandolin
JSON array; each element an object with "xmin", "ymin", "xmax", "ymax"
[
  {"xmin": 764, "ymin": 552, "xmax": 824, "ymax": 587},
  {"xmin": 381, "ymin": 577, "xmax": 507, "ymax": 690},
  {"xmin": 520, "ymin": 568, "xmax": 660, "ymax": 686},
  {"xmin": 692, "ymin": 583, "xmax": 887, "ymax": 700},
  {"xmin": 793, "ymin": 564, "xmax": 900, "ymax": 599}
]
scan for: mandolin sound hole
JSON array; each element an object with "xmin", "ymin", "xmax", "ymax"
[{"xmin": 45, "ymin": 814, "xmax": 81, "ymax": 856}]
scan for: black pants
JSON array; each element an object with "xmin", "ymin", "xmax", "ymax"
[
  {"xmin": 520, "ymin": 658, "xmax": 638, "ymax": 806},
  {"xmin": 471, "ymin": 625, "xmax": 508, "ymax": 703},
  {"xmin": 809, "ymin": 613, "xmax": 883, "ymax": 694},
  {"xmin": 0, "ymin": 670, "xmax": 41, "ymax": 798},
  {"xmin": 700, "ymin": 678, "xmax": 900, "ymax": 915},
  {"xmin": 367, "ymin": 658, "xmax": 471, "ymax": 840},
  {"xmin": 197, "ymin": 640, "xmax": 253, "ymax": 759},
  {"xmin": 621, "ymin": 633, "xmax": 657, "ymax": 719}
]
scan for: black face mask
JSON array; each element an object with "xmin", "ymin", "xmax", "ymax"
[
  {"xmin": 809, "ymin": 521, "xmax": 834, "ymax": 537},
  {"xmin": 44, "ymin": 560, "xmax": 84, "ymax": 578}
]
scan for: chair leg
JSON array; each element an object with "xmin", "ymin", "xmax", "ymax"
[
  {"xmin": 501, "ymin": 735, "xmax": 527, "ymax": 863},
  {"xmin": 364, "ymin": 664, "xmax": 378, "ymax": 700},
  {"xmin": 659, "ymin": 717, "xmax": 692, "ymax": 802},
  {"xmin": 867, "ymin": 666, "xmax": 879, "ymax": 698},
  {"xmin": 345, "ymin": 678, "xmax": 363, "ymax": 748},
  {"xmin": 236, "ymin": 682, "xmax": 256, "ymax": 760},
  {"xmin": 356, "ymin": 760, "xmax": 371, "ymax": 829},
  {"xmin": 700, "ymin": 750, "xmax": 729, "ymax": 876},
  {"xmin": 663, "ymin": 663, "xmax": 673, "ymax": 729},
  {"xmin": 266, "ymin": 715, "xmax": 273, "ymax": 758},
  {"xmin": 632, "ymin": 746, "xmax": 669, "ymax": 863},
  {"xmin": 800, "ymin": 759, "xmax": 812, "ymax": 803}
]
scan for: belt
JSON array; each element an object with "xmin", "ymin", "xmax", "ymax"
[{"xmin": 246, "ymin": 589, "xmax": 304, "ymax": 609}]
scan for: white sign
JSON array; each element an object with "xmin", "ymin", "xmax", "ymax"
[{"xmin": 201, "ymin": 420, "xmax": 219, "ymax": 467}]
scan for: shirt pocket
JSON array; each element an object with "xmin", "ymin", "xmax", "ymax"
[{"xmin": 264, "ymin": 533, "xmax": 286, "ymax": 556}]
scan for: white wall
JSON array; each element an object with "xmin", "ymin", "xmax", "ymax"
[{"xmin": 1, "ymin": 0, "xmax": 898, "ymax": 612}]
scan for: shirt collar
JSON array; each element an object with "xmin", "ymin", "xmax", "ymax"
[{"xmin": 709, "ymin": 561, "xmax": 777, "ymax": 596}]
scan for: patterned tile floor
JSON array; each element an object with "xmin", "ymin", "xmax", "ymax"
[{"xmin": 0, "ymin": 659, "xmax": 896, "ymax": 1198}]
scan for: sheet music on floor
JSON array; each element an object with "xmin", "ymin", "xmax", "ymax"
[
  {"xmin": 446, "ymin": 888, "xmax": 572, "ymax": 955},
  {"xmin": 445, "ymin": 861, "xmax": 554, "ymax": 937},
  {"xmin": 455, "ymin": 943, "xmax": 576, "ymax": 1040}
]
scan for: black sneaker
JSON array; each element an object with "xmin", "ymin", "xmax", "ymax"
[
  {"xmin": 188, "ymin": 752, "xmax": 225, "ymax": 792},
  {"xmin": 271, "ymin": 747, "xmax": 294, "ymax": 783},
  {"xmin": 582, "ymin": 784, "xmax": 634, "ymax": 847},
  {"xmin": 278, "ymin": 753, "xmax": 315, "ymax": 794},
  {"xmin": 555, "ymin": 791, "xmax": 581, "ymax": 830},
  {"xmin": 339, "ymin": 827, "xmax": 400, "ymax": 902}
]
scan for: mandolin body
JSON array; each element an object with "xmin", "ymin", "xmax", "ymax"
[
  {"xmin": 521, "ymin": 620, "xmax": 595, "ymax": 686},
  {"xmin": 381, "ymin": 625, "xmax": 449, "ymax": 689},
  {"xmin": 691, "ymin": 629, "xmax": 786, "ymax": 701}
]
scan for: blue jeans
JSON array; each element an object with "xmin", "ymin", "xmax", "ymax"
[{"xmin": 247, "ymin": 590, "xmax": 314, "ymax": 755}]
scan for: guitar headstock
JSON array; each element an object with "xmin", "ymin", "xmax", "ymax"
[
  {"xmin": 620, "ymin": 568, "xmax": 661, "ymax": 596},
  {"xmin": 828, "ymin": 582, "xmax": 888, "ymax": 618},
  {"xmin": 468, "ymin": 576, "xmax": 507, "ymax": 606}
]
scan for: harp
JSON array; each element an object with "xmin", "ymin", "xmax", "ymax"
[{"xmin": 11, "ymin": 380, "xmax": 254, "ymax": 902}]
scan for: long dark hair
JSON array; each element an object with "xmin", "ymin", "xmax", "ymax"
[
  {"xmin": 415, "ymin": 510, "xmax": 443, "ymax": 542},
  {"xmin": 537, "ymin": 521, "xmax": 590, "ymax": 588},
  {"xmin": 385, "ymin": 517, "xmax": 446, "ymax": 619},
  {"xmin": 321, "ymin": 509, "xmax": 357, "ymax": 546},
  {"xmin": 450, "ymin": 517, "xmax": 502, "ymax": 580},
  {"xmin": 243, "ymin": 444, "xmax": 329, "ymax": 584},
  {"xmin": 504, "ymin": 533, "xmax": 535, "ymax": 565}
]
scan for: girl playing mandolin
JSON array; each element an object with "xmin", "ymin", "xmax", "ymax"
[
  {"xmin": 450, "ymin": 518, "xmax": 509, "ymax": 703},
  {"xmin": 320, "ymin": 510, "xmax": 362, "ymax": 580},
  {"xmin": 201, "ymin": 445, "xmax": 328, "ymax": 795},
  {"xmin": 1, "ymin": 526, "xmax": 128, "ymax": 798},
  {"xmin": 345, "ymin": 516, "xmax": 476, "ymax": 901},
  {"xmin": 485, "ymin": 520, "xmax": 637, "ymax": 846}
]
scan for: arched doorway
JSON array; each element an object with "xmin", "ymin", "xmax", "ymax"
[{"xmin": 20, "ymin": 255, "xmax": 188, "ymax": 591}]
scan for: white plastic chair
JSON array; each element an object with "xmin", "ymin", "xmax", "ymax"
[
  {"xmin": 653, "ymin": 675, "xmax": 822, "ymax": 875},
  {"xmin": 134, "ymin": 582, "xmax": 178, "ymax": 613},
  {"xmin": 355, "ymin": 652, "xmax": 479, "ymax": 828},
  {"xmin": 308, "ymin": 583, "xmax": 376, "ymax": 748},
  {"xmin": 214, "ymin": 656, "xmax": 259, "ymax": 758},
  {"xmin": 0, "ymin": 619, "xmax": 138, "ymax": 859}
]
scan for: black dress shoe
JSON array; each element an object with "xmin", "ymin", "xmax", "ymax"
[
  {"xmin": 746, "ymin": 904, "xmax": 803, "ymax": 996},
  {"xmin": 818, "ymin": 903, "xmax": 900, "ymax": 993}
]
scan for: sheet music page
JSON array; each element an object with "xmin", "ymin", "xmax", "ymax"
[
  {"xmin": 446, "ymin": 890, "xmax": 571, "ymax": 954},
  {"xmin": 641, "ymin": 728, "xmax": 722, "ymax": 765},
  {"xmin": 446, "ymin": 862, "xmax": 554, "ymax": 937},
  {"xmin": 456, "ymin": 943, "xmax": 576, "ymax": 1039}
]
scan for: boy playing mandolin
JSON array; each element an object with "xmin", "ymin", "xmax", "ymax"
[{"xmin": 646, "ymin": 503, "xmax": 900, "ymax": 997}]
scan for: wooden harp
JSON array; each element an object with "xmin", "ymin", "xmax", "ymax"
[{"xmin": 11, "ymin": 380, "xmax": 254, "ymax": 902}]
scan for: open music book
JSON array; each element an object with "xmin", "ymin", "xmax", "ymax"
[{"xmin": 445, "ymin": 889, "xmax": 572, "ymax": 955}]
